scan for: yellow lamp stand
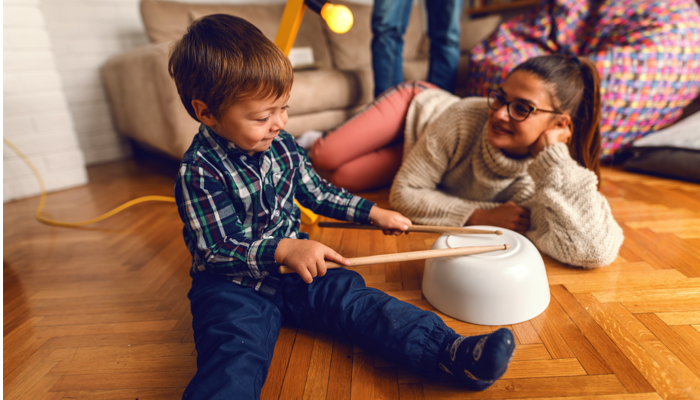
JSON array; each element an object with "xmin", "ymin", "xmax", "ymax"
[
  {"xmin": 275, "ymin": 0, "xmax": 354, "ymax": 225},
  {"xmin": 275, "ymin": 0, "xmax": 354, "ymax": 55}
]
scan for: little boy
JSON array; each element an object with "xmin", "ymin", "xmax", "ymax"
[{"xmin": 169, "ymin": 14, "xmax": 515, "ymax": 400}]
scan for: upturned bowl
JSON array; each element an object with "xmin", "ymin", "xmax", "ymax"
[{"xmin": 422, "ymin": 226, "xmax": 550, "ymax": 326}]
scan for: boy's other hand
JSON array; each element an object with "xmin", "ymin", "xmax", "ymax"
[
  {"xmin": 369, "ymin": 206, "xmax": 412, "ymax": 236},
  {"xmin": 275, "ymin": 239, "xmax": 349, "ymax": 284}
]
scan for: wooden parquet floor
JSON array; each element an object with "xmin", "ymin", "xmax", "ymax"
[{"xmin": 4, "ymin": 157, "xmax": 700, "ymax": 400}]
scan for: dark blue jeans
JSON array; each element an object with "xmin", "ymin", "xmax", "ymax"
[
  {"xmin": 371, "ymin": 0, "xmax": 462, "ymax": 97},
  {"xmin": 183, "ymin": 269, "xmax": 455, "ymax": 400}
]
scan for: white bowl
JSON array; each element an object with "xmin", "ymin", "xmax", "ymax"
[{"xmin": 422, "ymin": 226, "xmax": 550, "ymax": 326}]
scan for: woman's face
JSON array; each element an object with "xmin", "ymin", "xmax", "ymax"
[{"xmin": 487, "ymin": 70, "xmax": 568, "ymax": 158}]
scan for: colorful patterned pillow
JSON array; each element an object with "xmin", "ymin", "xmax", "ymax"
[{"xmin": 463, "ymin": 0, "xmax": 700, "ymax": 161}]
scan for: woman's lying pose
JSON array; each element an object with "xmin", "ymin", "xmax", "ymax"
[{"xmin": 310, "ymin": 54, "xmax": 623, "ymax": 268}]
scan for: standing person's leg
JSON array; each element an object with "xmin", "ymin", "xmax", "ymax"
[
  {"xmin": 371, "ymin": 0, "xmax": 414, "ymax": 97},
  {"xmin": 183, "ymin": 273, "xmax": 282, "ymax": 400},
  {"xmin": 276, "ymin": 269, "xmax": 515, "ymax": 390},
  {"xmin": 425, "ymin": 0, "xmax": 462, "ymax": 93}
]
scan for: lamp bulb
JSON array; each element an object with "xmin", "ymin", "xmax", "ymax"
[{"xmin": 321, "ymin": 3, "xmax": 353, "ymax": 34}]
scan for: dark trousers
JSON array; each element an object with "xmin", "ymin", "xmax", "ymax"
[
  {"xmin": 371, "ymin": 0, "xmax": 462, "ymax": 96},
  {"xmin": 183, "ymin": 268, "xmax": 455, "ymax": 400}
]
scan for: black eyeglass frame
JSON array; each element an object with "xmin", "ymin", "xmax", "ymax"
[{"xmin": 487, "ymin": 89, "xmax": 562, "ymax": 122}]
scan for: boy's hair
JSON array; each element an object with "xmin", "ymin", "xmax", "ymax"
[{"xmin": 168, "ymin": 14, "xmax": 294, "ymax": 122}]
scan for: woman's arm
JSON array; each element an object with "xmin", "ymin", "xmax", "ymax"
[
  {"xmin": 389, "ymin": 114, "xmax": 501, "ymax": 227},
  {"xmin": 523, "ymin": 143, "xmax": 624, "ymax": 268}
]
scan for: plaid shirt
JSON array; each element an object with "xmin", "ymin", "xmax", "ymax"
[{"xmin": 175, "ymin": 124, "xmax": 374, "ymax": 295}]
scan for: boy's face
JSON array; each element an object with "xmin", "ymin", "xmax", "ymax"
[{"xmin": 194, "ymin": 94, "xmax": 290, "ymax": 155}]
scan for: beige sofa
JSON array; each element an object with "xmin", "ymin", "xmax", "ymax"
[{"xmin": 101, "ymin": 0, "xmax": 501, "ymax": 159}]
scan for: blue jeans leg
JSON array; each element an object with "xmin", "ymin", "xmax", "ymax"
[
  {"xmin": 275, "ymin": 268, "xmax": 455, "ymax": 375},
  {"xmin": 183, "ymin": 273, "xmax": 282, "ymax": 400},
  {"xmin": 371, "ymin": 0, "xmax": 414, "ymax": 97},
  {"xmin": 425, "ymin": 0, "xmax": 462, "ymax": 92}
]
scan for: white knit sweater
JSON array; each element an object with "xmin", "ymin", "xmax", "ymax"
[{"xmin": 389, "ymin": 89, "xmax": 624, "ymax": 268}]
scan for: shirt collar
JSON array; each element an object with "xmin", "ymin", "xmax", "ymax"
[
  {"xmin": 200, "ymin": 124, "xmax": 282, "ymax": 161},
  {"xmin": 199, "ymin": 124, "xmax": 245, "ymax": 155}
]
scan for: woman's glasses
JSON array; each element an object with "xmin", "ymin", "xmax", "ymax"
[{"xmin": 487, "ymin": 90, "xmax": 561, "ymax": 121}]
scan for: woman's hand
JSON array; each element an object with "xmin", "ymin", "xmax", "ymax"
[
  {"xmin": 530, "ymin": 127, "xmax": 571, "ymax": 158},
  {"xmin": 369, "ymin": 206, "xmax": 412, "ymax": 236},
  {"xmin": 466, "ymin": 202, "xmax": 530, "ymax": 234}
]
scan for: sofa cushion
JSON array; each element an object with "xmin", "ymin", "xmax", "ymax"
[
  {"xmin": 323, "ymin": 1, "xmax": 424, "ymax": 71},
  {"xmin": 288, "ymin": 68, "xmax": 373, "ymax": 116},
  {"xmin": 403, "ymin": 59, "xmax": 429, "ymax": 82},
  {"xmin": 459, "ymin": 14, "xmax": 501, "ymax": 54},
  {"xmin": 140, "ymin": 0, "xmax": 333, "ymax": 69}
]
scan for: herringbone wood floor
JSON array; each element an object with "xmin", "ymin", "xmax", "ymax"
[{"xmin": 4, "ymin": 156, "xmax": 700, "ymax": 400}]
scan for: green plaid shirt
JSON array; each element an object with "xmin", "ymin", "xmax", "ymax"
[{"xmin": 174, "ymin": 124, "xmax": 374, "ymax": 295}]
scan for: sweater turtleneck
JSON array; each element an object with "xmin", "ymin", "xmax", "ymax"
[{"xmin": 479, "ymin": 123, "xmax": 532, "ymax": 178}]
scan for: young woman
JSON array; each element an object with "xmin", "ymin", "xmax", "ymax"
[{"xmin": 310, "ymin": 54, "xmax": 623, "ymax": 268}]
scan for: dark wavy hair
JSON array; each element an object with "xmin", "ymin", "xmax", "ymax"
[
  {"xmin": 511, "ymin": 54, "xmax": 602, "ymax": 187},
  {"xmin": 168, "ymin": 14, "xmax": 293, "ymax": 122}
]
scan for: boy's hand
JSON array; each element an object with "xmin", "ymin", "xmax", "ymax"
[
  {"xmin": 466, "ymin": 202, "xmax": 530, "ymax": 235},
  {"xmin": 369, "ymin": 206, "xmax": 412, "ymax": 236},
  {"xmin": 275, "ymin": 239, "xmax": 349, "ymax": 284}
]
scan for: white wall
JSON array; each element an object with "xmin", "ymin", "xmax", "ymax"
[
  {"xmin": 40, "ymin": 0, "xmax": 146, "ymax": 165},
  {"xmin": 3, "ymin": 0, "xmax": 375, "ymax": 202},
  {"xmin": 3, "ymin": 0, "xmax": 88, "ymax": 202}
]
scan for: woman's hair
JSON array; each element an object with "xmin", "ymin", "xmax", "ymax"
[
  {"xmin": 510, "ymin": 54, "xmax": 602, "ymax": 186},
  {"xmin": 168, "ymin": 14, "xmax": 294, "ymax": 122}
]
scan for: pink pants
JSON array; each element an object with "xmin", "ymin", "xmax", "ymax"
[{"xmin": 310, "ymin": 81, "xmax": 437, "ymax": 192}]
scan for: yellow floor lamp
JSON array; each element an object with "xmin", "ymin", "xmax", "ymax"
[{"xmin": 275, "ymin": 0, "xmax": 353, "ymax": 225}]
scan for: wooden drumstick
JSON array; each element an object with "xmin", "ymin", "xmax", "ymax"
[
  {"xmin": 318, "ymin": 221, "xmax": 502, "ymax": 235},
  {"xmin": 279, "ymin": 244, "xmax": 510, "ymax": 274}
]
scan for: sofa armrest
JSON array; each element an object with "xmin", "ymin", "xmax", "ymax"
[{"xmin": 101, "ymin": 41, "xmax": 199, "ymax": 159}]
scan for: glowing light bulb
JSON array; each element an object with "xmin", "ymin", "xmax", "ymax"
[{"xmin": 320, "ymin": 3, "xmax": 353, "ymax": 34}]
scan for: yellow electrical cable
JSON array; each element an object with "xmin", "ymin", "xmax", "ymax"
[{"xmin": 3, "ymin": 137, "xmax": 176, "ymax": 227}]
